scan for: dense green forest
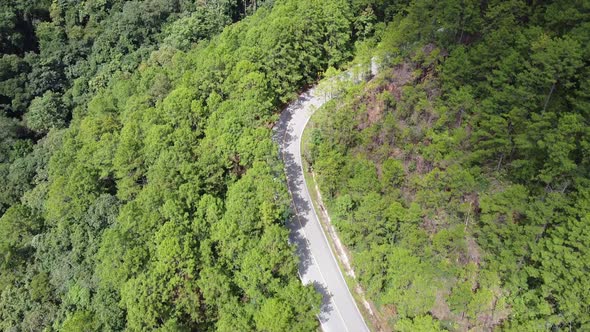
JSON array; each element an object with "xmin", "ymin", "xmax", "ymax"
[
  {"xmin": 306, "ymin": 0, "xmax": 590, "ymax": 331},
  {"xmin": 1, "ymin": 0, "xmax": 588, "ymax": 331},
  {"xmin": 0, "ymin": 0, "xmax": 402, "ymax": 330}
]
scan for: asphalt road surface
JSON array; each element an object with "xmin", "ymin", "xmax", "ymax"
[{"xmin": 274, "ymin": 85, "xmax": 370, "ymax": 332}]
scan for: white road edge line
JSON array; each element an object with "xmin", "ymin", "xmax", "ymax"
[
  {"xmin": 297, "ymin": 95, "xmax": 369, "ymax": 331},
  {"xmin": 283, "ymin": 118, "xmax": 350, "ymax": 332}
]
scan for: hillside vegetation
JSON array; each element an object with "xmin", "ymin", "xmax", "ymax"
[{"xmin": 307, "ymin": 0, "xmax": 589, "ymax": 331}]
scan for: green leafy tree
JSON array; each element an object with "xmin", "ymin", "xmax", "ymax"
[{"xmin": 25, "ymin": 90, "xmax": 67, "ymax": 133}]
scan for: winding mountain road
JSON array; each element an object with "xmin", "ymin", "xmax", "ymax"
[{"xmin": 274, "ymin": 85, "xmax": 370, "ymax": 332}]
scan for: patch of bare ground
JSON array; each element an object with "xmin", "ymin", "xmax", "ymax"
[
  {"xmin": 415, "ymin": 154, "xmax": 433, "ymax": 174},
  {"xmin": 465, "ymin": 236, "xmax": 482, "ymax": 266},
  {"xmin": 357, "ymin": 62, "xmax": 416, "ymax": 130},
  {"xmin": 431, "ymin": 290, "xmax": 453, "ymax": 321}
]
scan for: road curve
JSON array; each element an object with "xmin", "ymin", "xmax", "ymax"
[{"xmin": 274, "ymin": 86, "xmax": 370, "ymax": 332}]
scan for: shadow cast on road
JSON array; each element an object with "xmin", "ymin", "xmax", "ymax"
[
  {"xmin": 271, "ymin": 74, "xmax": 371, "ymax": 332},
  {"xmin": 312, "ymin": 281, "xmax": 335, "ymax": 323},
  {"xmin": 273, "ymin": 91, "xmax": 316, "ymax": 277}
]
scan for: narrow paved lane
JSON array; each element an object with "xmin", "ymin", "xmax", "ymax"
[{"xmin": 274, "ymin": 86, "xmax": 370, "ymax": 332}]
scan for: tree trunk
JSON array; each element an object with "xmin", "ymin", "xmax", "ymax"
[{"xmin": 542, "ymin": 82, "xmax": 556, "ymax": 113}]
